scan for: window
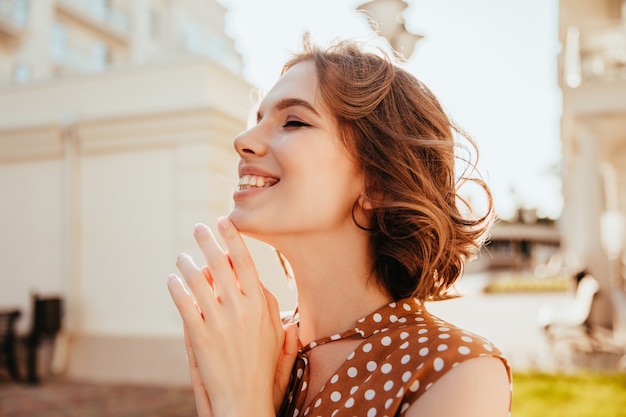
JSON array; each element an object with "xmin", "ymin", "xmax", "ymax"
[
  {"xmin": 148, "ymin": 8, "xmax": 160, "ymax": 38},
  {"xmin": 13, "ymin": 0, "xmax": 29, "ymax": 27},
  {"xmin": 12, "ymin": 61, "xmax": 31, "ymax": 84},
  {"xmin": 92, "ymin": 41, "xmax": 110, "ymax": 70},
  {"xmin": 93, "ymin": 0, "xmax": 112, "ymax": 19},
  {"xmin": 50, "ymin": 22, "xmax": 67, "ymax": 62}
]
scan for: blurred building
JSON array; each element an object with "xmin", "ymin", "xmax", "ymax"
[
  {"xmin": 470, "ymin": 212, "xmax": 560, "ymax": 274},
  {"xmin": 0, "ymin": 0, "xmax": 293, "ymax": 385},
  {"xmin": 558, "ymin": 0, "xmax": 626, "ymax": 327}
]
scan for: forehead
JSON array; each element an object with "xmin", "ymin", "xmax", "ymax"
[{"xmin": 258, "ymin": 61, "xmax": 320, "ymax": 113}]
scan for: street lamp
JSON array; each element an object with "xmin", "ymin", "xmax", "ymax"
[{"xmin": 357, "ymin": 0, "xmax": 424, "ymax": 59}]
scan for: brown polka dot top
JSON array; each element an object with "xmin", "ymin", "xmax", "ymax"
[{"xmin": 277, "ymin": 297, "xmax": 511, "ymax": 417}]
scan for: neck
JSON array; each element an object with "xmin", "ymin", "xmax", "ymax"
[
  {"xmin": 276, "ymin": 230, "xmax": 391, "ymax": 346},
  {"xmin": 295, "ymin": 273, "xmax": 390, "ymax": 346}
]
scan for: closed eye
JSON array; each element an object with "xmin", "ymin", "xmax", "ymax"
[{"xmin": 283, "ymin": 120, "xmax": 311, "ymax": 128}]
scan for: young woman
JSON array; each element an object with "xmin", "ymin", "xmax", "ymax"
[{"xmin": 168, "ymin": 37, "xmax": 512, "ymax": 417}]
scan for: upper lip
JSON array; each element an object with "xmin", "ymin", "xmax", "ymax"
[{"xmin": 238, "ymin": 164, "xmax": 279, "ymax": 180}]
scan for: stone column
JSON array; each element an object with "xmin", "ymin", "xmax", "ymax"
[{"xmin": 567, "ymin": 127, "xmax": 613, "ymax": 327}]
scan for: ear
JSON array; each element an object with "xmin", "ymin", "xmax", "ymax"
[
  {"xmin": 358, "ymin": 193, "xmax": 374, "ymax": 210},
  {"xmin": 351, "ymin": 194, "xmax": 373, "ymax": 230}
]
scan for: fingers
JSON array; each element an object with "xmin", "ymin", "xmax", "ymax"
[
  {"xmin": 193, "ymin": 222, "xmax": 242, "ymax": 304},
  {"xmin": 282, "ymin": 324, "xmax": 299, "ymax": 380},
  {"xmin": 175, "ymin": 254, "xmax": 217, "ymax": 315},
  {"xmin": 260, "ymin": 280, "xmax": 281, "ymax": 326},
  {"xmin": 216, "ymin": 217, "xmax": 261, "ymax": 299},
  {"xmin": 167, "ymin": 274, "xmax": 206, "ymax": 329},
  {"xmin": 282, "ymin": 323, "xmax": 299, "ymax": 365},
  {"xmin": 273, "ymin": 322, "xmax": 299, "ymax": 412},
  {"xmin": 183, "ymin": 219, "xmax": 261, "ymax": 306},
  {"xmin": 201, "ymin": 266, "xmax": 215, "ymax": 291},
  {"xmin": 184, "ymin": 326, "xmax": 213, "ymax": 417},
  {"xmin": 183, "ymin": 325, "xmax": 196, "ymax": 367},
  {"xmin": 168, "ymin": 220, "xmax": 285, "ymax": 417}
]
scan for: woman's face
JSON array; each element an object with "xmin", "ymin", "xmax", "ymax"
[{"xmin": 228, "ymin": 61, "xmax": 364, "ymax": 246}]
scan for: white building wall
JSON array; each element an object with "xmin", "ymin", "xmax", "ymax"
[
  {"xmin": 0, "ymin": 58, "xmax": 297, "ymax": 385},
  {"xmin": 0, "ymin": 158, "xmax": 66, "ymax": 334},
  {"xmin": 79, "ymin": 148, "xmax": 177, "ymax": 336}
]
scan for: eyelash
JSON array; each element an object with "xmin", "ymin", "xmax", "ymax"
[{"xmin": 283, "ymin": 120, "xmax": 310, "ymax": 128}]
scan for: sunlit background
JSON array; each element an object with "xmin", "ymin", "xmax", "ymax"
[{"xmin": 220, "ymin": 0, "xmax": 563, "ymax": 221}]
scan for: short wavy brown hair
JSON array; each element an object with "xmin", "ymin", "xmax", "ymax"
[{"xmin": 282, "ymin": 38, "xmax": 493, "ymax": 301}]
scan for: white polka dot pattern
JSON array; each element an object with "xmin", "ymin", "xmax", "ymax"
[{"xmin": 277, "ymin": 297, "xmax": 511, "ymax": 417}]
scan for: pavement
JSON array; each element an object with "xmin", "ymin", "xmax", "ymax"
[
  {"xmin": 425, "ymin": 273, "xmax": 622, "ymax": 372},
  {"xmin": 0, "ymin": 378, "xmax": 195, "ymax": 417},
  {"xmin": 426, "ymin": 291, "xmax": 558, "ymax": 370}
]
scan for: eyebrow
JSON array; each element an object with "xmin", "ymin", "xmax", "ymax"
[{"xmin": 257, "ymin": 97, "xmax": 320, "ymax": 121}]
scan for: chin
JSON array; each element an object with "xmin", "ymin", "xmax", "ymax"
[
  {"xmin": 226, "ymin": 208, "xmax": 247, "ymax": 231},
  {"xmin": 228, "ymin": 209, "xmax": 266, "ymax": 238},
  {"xmin": 228, "ymin": 209, "xmax": 288, "ymax": 252}
]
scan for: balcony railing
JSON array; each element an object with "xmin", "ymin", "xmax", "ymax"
[
  {"xmin": 51, "ymin": 37, "xmax": 109, "ymax": 74},
  {"xmin": 0, "ymin": 0, "xmax": 29, "ymax": 33},
  {"xmin": 55, "ymin": 0, "xmax": 129, "ymax": 42},
  {"xmin": 564, "ymin": 20, "xmax": 626, "ymax": 87},
  {"xmin": 181, "ymin": 32, "xmax": 242, "ymax": 75}
]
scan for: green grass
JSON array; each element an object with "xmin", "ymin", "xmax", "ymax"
[
  {"xmin": 513, "ymin": 372, "xmax": 626, "ymax": 417},
  {"xmin": 483, "ymin": 275, "xmax": 571, "ymax": 293}
]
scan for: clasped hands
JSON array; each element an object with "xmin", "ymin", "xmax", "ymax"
[{"xmin": 168, "ymin": 217, "xmax": 298, "ymax": 417}]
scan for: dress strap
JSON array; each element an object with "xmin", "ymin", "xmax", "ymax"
[
  {"xmin": 277, "ymin": 318, "xmax": 363, "ymax": 416},
  {"xmin": 300, "ymin": 327, "xmax": 361, "ymax": 354},
  {"xmin": 277, "ymin": 352, "xmax": 308, "ymax": 417}
]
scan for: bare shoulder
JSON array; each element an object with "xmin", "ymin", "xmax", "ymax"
[{"xmin": 404, "ymin": 356, "xmax": 511, "ymax": 417}]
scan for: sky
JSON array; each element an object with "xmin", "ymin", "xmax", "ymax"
[{"xmin": 217, "ymin": 0, "xmax": 563, "ymax": 220}]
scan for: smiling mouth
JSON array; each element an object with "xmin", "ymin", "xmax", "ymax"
[{"xmin": 238, "ymin": 175, "xmax": 279, "ymax": 190}]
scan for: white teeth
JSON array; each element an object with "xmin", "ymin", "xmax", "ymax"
[{"xmin": 238, "ymin": 174, "xmax": 277, "ymax": 190}]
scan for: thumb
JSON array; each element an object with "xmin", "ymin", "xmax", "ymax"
[{"xmin": 273, "ymin": 322, "xmax": 299, "ymax": 411}]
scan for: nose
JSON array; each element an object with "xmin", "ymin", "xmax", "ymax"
[{"xmin": 234, "ymin": 124, "xmax": 267, "ymax": 158}]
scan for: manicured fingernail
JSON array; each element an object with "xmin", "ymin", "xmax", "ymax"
[
  {"xmin": 177, "ymin": 253, "xmax": 188, "ymax": 262},
  {"xmin": 217, "ymin": 216, "xmax": 230, "ymax": 230},
  {"xmin": 168, "ymin": 274, "xmax": 180, "ymax": 283},
  {"xmin": 194, "ymin": 223, "xmax": 209, "ymax": 235}
]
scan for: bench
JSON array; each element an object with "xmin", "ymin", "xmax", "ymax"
[{"xmin": 0, "ymin": 309, "xmax": 22, "ymax": 380}]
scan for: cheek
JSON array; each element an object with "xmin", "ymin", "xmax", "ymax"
[
  {"xmin": 310, "ymin": 160, "xmax": 363, "ymax": 212},
  {"xmin": 278, "ymin": 136, "xmax": 363, "ymax": 202}
]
